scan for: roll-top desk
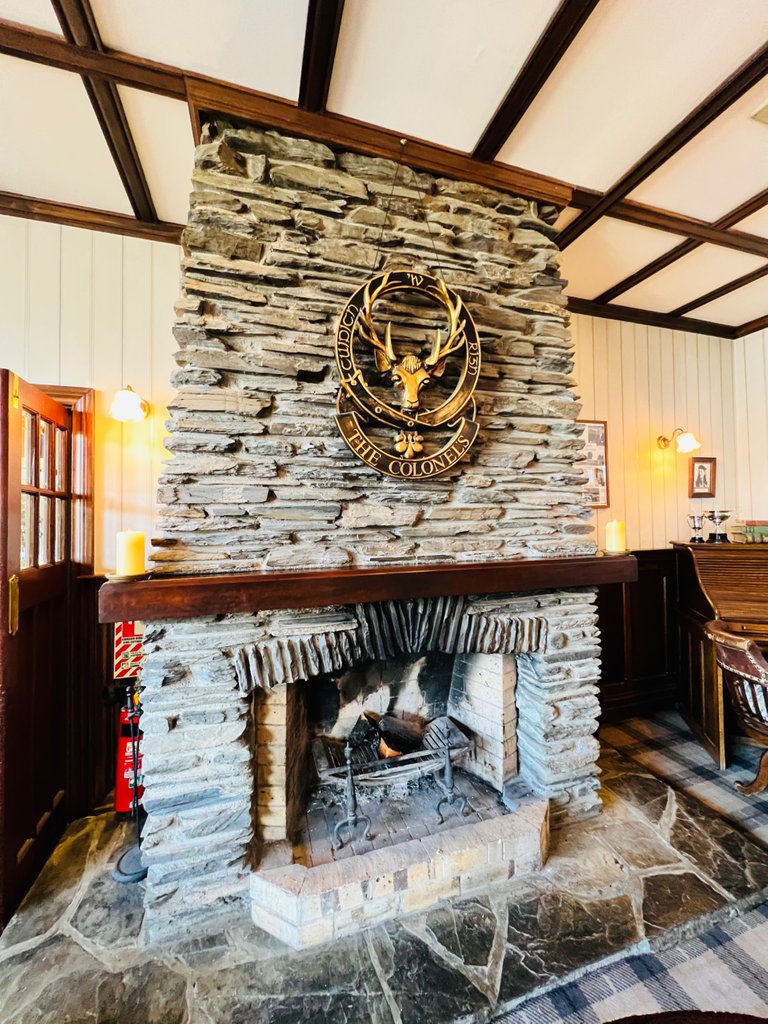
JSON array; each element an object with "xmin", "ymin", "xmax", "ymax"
[{"xmin": 673, "ymin": 542, "xmax": 768, "ymax": 767}]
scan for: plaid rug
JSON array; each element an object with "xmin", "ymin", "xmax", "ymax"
[
  {"xmin": 601, "ymin": 712, "xmax": 768, "ymax": 846},
  {"xmin": 495, "ymin": 712, "xmax": 768, "ymax": 1023}
]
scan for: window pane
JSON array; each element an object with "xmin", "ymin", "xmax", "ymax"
[
  {"xmin": 39, "ymin": 420, "xmax": 53, "ymax": 490},
  {"xmin": 21, "ymin": 493, "xmax": 35, "ymax": 569},
  {"xmin": 38, "ymin": 496, "xmax": 52, "ymax": 566},
  {"xmin": 21, "ymin": 410, "xmax": 35, "ymax": 486},
  {"xmin": 55, "ymin": 498, "xmax": 67, "ymax": 563},
  {"xmin": 55, "ymin": 428, "xmax": 68, "ymax": 493}
]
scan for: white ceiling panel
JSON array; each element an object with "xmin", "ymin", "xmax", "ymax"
[
  {"xmin": 733, "ymin": 206, "xmax": 768, "ymax": 239},
  {"xmin": 0, "ymin": 56, "xmax": 132, "ymax": 214},
  {"xmin": 92, "ymin": 0, "xmax": 308, "ymax": 100},
  {"xmin": 629, "ymin": 82, "xmax": 768, "ymax": 221},
  {"xmin": 117, "ymin": 87, "xmax": 195, "ymax": 224},
  {"xmin": 496, "ymin": 0, "xmax": 768, "ymax": 191},
  {"xmin": 327, "ymin": 0, "xmax": 561, "ymax": 152},
  {"xmin": 689, "ymin": 276, "xmax": 768, "ymax": 327},
  {"xmin": 0, "ymin": 0, "xmax": 62, "ymax": 34},
  {"xmin": 559, "ymin": 218, "xmax": 684, "ymax": 300},
  {"xmin": 616, "ymin": 245, "xmax": 767, "ymax": 312}
]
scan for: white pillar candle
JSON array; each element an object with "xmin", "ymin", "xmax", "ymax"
[
  {"xmin": 116, "ymin": 530, "xmax": 145, "ymax": 576},
  {"xmin": 604, "ymin": 520, "xmax": 626, "ymax": 553}
]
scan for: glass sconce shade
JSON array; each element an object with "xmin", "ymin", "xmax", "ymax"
[
  {"xmin": 110, "ymin": 386, "xmax": 149, "ymax": 422},
  {"xmin": 657, "ymin": 428, "xmax": 701, "ymax": 453}
]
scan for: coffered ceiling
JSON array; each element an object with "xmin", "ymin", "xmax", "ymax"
[{"xmin": 0, "ymin": 0, "xmax": 766, "ymax": 338}]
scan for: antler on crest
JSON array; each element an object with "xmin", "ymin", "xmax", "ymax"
[
  {"xmin": 425, "ymin": 278, "xmax": 466, "ymax": 376},
  {"xmin": 359, "ymin": 274, "xmax": 396, "ymax": 372}
]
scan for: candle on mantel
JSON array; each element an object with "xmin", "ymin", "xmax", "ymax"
[
  {"xmin": 604, "ymin": 520, "xmax": 626, "ymax": 553},
  {"xmin": 116, "ymin": 530, "xmax": 145, "ymax": 576}
]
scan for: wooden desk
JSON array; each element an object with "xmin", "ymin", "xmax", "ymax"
[{"xmin": 673, "ymin": 542, "xmax": 768, "ymax": 766}]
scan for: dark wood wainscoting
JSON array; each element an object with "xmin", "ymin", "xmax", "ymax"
[
  {"xmin": 597, "ymin": 549, "xmax": 678, "ymax": 721},
  {"xmin": 69, "ymin": 575, "xmax": 116, "ymax": 818}
]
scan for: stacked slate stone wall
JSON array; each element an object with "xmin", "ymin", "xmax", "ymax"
[
  {"xmin": 137, "ymin": 125, "xmax": 604, "ymax": 943},
  {"xmin": 153, "ymin": 122, "xmax": 594, "ymax": 573},
  {"xmin": 139, "ymin": 591, "xmax": 600, "ymax": 942}
]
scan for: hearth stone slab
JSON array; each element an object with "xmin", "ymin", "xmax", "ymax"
[
  {"xmin": 3, "ymin": 747, "xmax": 768, "ymax": 1023},
  {"xmin": 250, "ymin": 795, "xmax": 549, "ymax": 948}
]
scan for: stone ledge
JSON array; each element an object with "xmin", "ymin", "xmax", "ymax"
[{"xmin": 250, "ymin": 796, "xmax": 549, "ymax": 948}]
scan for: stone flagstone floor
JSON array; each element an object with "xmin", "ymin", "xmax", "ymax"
[{"xmin": 2, "ymin": 745, "xmax": 768, "ymax": 1024}]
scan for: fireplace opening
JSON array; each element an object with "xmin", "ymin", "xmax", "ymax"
[{"xmin": 252, "ymin": 649, "xmax": 520, "ymax": 867}]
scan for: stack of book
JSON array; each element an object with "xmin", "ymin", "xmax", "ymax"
[{"xmin": 743, "ymin": 520, "xmax": 768, "ymax": 543}]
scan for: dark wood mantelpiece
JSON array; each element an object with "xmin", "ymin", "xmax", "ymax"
[{"xmin": 98, "ymin": 554, "xmax": 637, "ymax": 624}]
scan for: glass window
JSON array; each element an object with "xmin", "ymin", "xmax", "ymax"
[
  {"xmin": 21, "ymin": 410, "xmax": 35, "ymax": 487},
  {"xmin": 55, "ymin": 428, "xmax": 68, "ymax": 493},
  {"xmin": 38, "ymin": 496, "xmax": 52, "ymax": 566},
  {"xmin": 21, "ymin": 493, "xmax": 35, "ymax": 569},
  {"xmin": 39, "ymin": 419, "xmax": 53, "ymax": 490},
  {"xmin": 55, "ymin": 498, "xmax": 67, "ymax": 563}
]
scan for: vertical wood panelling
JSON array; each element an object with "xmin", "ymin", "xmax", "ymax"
[
  {"xmin": 733, "ymin": 327, "xmax": 768, "ymax": 519},
  {"xmin": 0, "ymin": 215, "xmax": 181, "ymax": 571},
  {"xmin": 571, "ymin": 313, "xmax": 738, "ymax": 550},
  {"xmin": 92, "ymin": 231, "xmax": 125, "ymax": 571},
  {"xmin": 26, "ymin": 222, "xmax": 61, "ymax": 385},
  {"xmin": 0, "ymin": 218, "xmax": 29, "ymax": 376},
  {"xmin": 60, "ymin": 228, "xmax": 94, "ymax": 386}
]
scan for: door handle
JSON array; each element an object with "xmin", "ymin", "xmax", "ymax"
[{"xmin": 8, "ymin": 574, "xmax": 19, "ymax": 635}]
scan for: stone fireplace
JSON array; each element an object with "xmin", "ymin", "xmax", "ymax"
[{"xmin": 119, "ymin": 122, "xmax": 628, "ymax": 946}]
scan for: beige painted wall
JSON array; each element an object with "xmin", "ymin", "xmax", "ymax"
[
  {"xmin": 0, "ymin": 215, "xmax": 180, "ymax": 572},
  {"xmin": 0, "ymin": 214, "xmax": 764, "ymax": 561},
  {"xmin": 733, "ymin": 325, "xmax": 768, "ymax": 522}
]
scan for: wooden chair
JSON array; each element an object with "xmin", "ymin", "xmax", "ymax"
[{"xmin": 705, "ymin": 620, "xmax": 768, "ymax": 794}]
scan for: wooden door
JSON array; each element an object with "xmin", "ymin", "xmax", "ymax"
[{"xmin": 0, "ymin": 371, "xmax": 72, "ymax": 924}]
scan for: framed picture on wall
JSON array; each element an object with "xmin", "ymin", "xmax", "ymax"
[
  {"xmin": 689, "ymin": 456, "xmax": 716, "ymax": 498},
  {"xmin": 577, "ymin": 420, "xmax": 609, "ymax": 508}
]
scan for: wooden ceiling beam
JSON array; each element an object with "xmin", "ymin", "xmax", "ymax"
[
  {"xmin": 558, "ymin": 42, "xmax": 768, "ymax": 248},
  {"xmin": 567, "ymin": 296, "xmax": 737, "ymax": 339},
  {"xmin": 591, "ymin": 184, "xmax": 768, "ymax": 303},
  {"xmin": 186, "ymin": 78, "xmax": 572, "ymax": 206},
  {"xmin": 592, "ymin": 240, "xmax": 699, "ymax": 305},
  {"xmin": 472, "ymin": 0, "xmax": 599, "ymax": 161},
  {"xmin": 298, "ymin": 0, "xmax": 345, "ymax": 113},
  {"xmin": 669, "ymin": 265, "xmax": 768, "ymax": 317},
  {"xmin": 734, "ymin": 313, "xmax": 768, "ymax": 338},
  {"xmin": 570, "ymin": 189, "xmax": 768, "ymax": 255},
  {"xmin": 0, "ymin": 18, "xmax": 185, "ymax": 96},
  {"xmin": 0, "ymin": 191, "xmax": 182, "ymax": 244},
  {"xmin": 50, "ymin": 0, "xmax": 156, "ymax": 222},
  {"xmin": 716, "ymin": 186, "xmax": 768, "ymax": 229}
]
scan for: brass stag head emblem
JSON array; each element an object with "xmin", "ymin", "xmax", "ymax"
[
  {"xmin": 358, "ymin": 276, "xmax": 467, "ymax": 412},
  {"xmin": 334, "ymin": 270, "xmax": 481, "ymax": 480}
]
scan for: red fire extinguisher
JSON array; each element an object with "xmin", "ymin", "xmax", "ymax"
[{"xmin": 115, "ymin": 687, "xmax": 144, "ymax": 817}]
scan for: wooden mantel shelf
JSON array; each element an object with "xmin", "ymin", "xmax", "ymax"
[{"xmin": 98, "ymin": 554, "xmax": 637, "ymax": 623}]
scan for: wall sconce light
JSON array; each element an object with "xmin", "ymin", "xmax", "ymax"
[
  {"xmin": 657, "ymin": 427, "xmax": 701, "ymax": 453},
  {"xmin": 110, "ymin": 385, "xmax": 149, "ymax": 422}
]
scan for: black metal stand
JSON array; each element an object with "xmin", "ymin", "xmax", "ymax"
[
  {"xmin": 435, "ymin": 729, "xmax": 468, "ymax": 823},
  {"xmin": 333, "ymin": 743, "xmax": 373, "ymax": 849}
]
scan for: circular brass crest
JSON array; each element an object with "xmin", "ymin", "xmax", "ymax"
[{"xmin": 334, "ymin": 270, "xmax": 481, "ymax": 479}]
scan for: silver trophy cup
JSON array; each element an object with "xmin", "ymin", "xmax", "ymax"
[
  {"xmin": 687, "ymin": 513, "xmax": 705, "ymax": 543},
  {"xmin": 703, "ymin": 509, "xmax": 731, "ymax": 543}
]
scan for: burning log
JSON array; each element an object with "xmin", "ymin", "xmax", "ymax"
[{"xmin": 363, "ymin": 712, "xmax": 425, "ymax": 756}]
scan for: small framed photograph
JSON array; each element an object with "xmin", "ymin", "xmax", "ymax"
[
  {"xmin": 577, "ymin": 420, "xmax": 609, "ymax": 508},
  {"xmin": 689, "ymin": 456, "xmax": 716, "ymax": 498}
]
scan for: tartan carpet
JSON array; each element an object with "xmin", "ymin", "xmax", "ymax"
[{"xmin": 495, "ymin": 712, "xmax": 768, "ymax": 1023}]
